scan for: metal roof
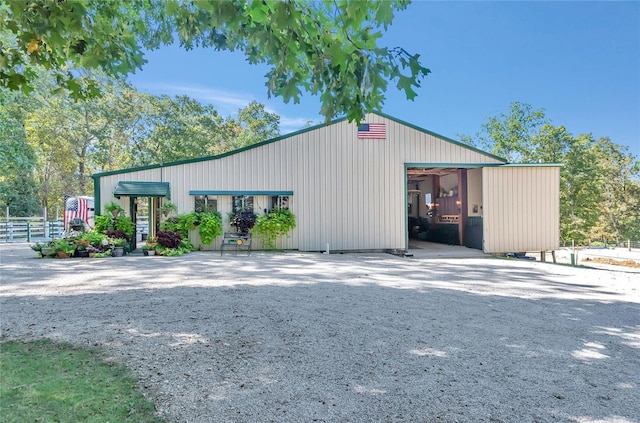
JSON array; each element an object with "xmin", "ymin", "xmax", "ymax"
[{"xmin": 113, "ymin": 181, "xmax": 170, "ymax": 199}]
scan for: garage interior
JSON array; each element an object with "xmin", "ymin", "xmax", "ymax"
[{"xmin": 406, "ymin": 167, "xmax": 483, "ymax": 250}]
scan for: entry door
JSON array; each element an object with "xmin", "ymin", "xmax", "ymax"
[{"xmin": 482, "ymin": 166, "xmax": 560, "ymax": 253}]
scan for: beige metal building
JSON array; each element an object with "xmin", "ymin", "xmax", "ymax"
[{"xmin": 93, "ymin": 112, "xmax": 560, "ymax": 254}]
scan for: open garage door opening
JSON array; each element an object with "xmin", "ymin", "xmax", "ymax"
[{"xmin": 406, "ymin": 166, "xmax": 483, "ymax": 250}]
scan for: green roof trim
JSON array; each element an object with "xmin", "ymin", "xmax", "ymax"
[
  {"xmin": 189, "ymin": 190, "xmax": 293, "ymax": 196},
  {"xmin": 113, "ymin": 181, "xmax": 171, "ymax": 199},
  {"xmin": 500, "ymin": 163, "xmax": 564, "ymax": 167},
  {"xmin": 405, "ymin": 162, "xmax": 503, "ymax": 168},
  {"xmin": 405, "ymin": 162, "xmax": 563, "ymax": 169}
]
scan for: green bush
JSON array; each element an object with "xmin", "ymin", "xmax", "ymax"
[
  {"xmin": 94, "ymin": 215, "xmax": 111, "ymax": 234},
  {"xmin": 253, "ymin": 208, "xmax": 296, "ymax": 250},
  {"xmin": 95, "ymin": 214, "xmax": 135, "ymax": 240},
  {"xmin": 160, "ymin": 217, "xmax": 179, "ymax": 232},
  {"xmin": 230, "ymin": 211, "xmax": 256, "ymax": 233},
  {"xmin": 176, "ymin": 212, "xmax": 199, "ymax": 238},
  {"xmin": 50, "ymin": 238, "xmax": 76, "ymax": 255},
  {"xmin": 197, "ymin": 211, "xmax": 223, "ymax": 244},
  {"xmin": 163, "ymin": 211, "xmax": 223, "ymax": 245},
  {"xmin": 80, "ymin": 231, "xmax": 108, "ymax": 247},
  {"xmin": 115, "ymin": 217, "xmax": 135, "ymax": 239}
]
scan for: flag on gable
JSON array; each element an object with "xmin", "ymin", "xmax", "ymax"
[{"xmin": 357, "ymin": 123, "xmax": 386, "ymax": 139}]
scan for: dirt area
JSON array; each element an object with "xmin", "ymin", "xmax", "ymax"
[
  {"xmin": 1, "ymin": 244, "xmax": 639, "ymax": 423},
  {"xmin": 583, "ymin": 257, "xmax": 640, "ymax": 268},
  {"xmin": 526, "ymin": 247, "xmax": 640, "ymax": 273}
]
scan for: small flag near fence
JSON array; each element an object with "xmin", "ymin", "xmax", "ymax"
[
  {"xmin": 357, "ymin": 123, "xmax": 386, "ymax": 139},
  {"xmin": 64, "ymin": 195, "xmax": 88, "ymax": 230}
]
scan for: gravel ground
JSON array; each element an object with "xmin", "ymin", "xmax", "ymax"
[{"xmin": 1, "ymin": 244, "xmax": 639, "ymax": 423}]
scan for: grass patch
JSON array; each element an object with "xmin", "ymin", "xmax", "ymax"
[{"xmin": 0, "ymin": 338, "xmax": 164, "ymax": 423}]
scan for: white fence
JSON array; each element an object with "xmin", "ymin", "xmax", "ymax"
[
  {"xmin": 136, "ymin": 215, "xmax": 149, "ymax": 241},
  {"xmin": 0, "ymin": 218, "xmax": 65, "ymax": 242},
  {"xmin": 1, "ymin": 215, "xmax": 150, "ymax": 243}
]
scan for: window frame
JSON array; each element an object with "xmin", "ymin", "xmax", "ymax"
[
  {"xmin": 232, "ymin": 195, "xmax": 254, "ymax": 214},
  {"xmin": 194, "ymin": 195, "xmax": 218, "ymax": 213}
]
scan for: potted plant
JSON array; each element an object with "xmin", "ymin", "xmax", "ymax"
[
  {"xmin": 110, "ymin": 237, "xmax": 128, "ymax": 257},
  {"xmin": 142, "ymin": 237, "xmax": 157, "ymax": 256},
  {"xmin": 85, "ymin": 245, "xmax": 102, "ymax": 258},
  {"xmin": 92, "ymin": 249, "xmax": 112, "ymax": 258},
  {"xmin": 141, "ymin": 245, "xmax": 155, "ymax": 256},
  {"xmin": 253, "ymin": 208, "xmax": 296, "ymax": 250},
  {"xmin": 104, "ymin": 201, "xmax": 125, "ymax": 219},
  {"xmin": 75, "ymin": 239, "xmax": 91, "ymax": 257},
  {"xmin": 41, "ymin": 243, "xmax": 56, "ymax": 257},
  {"xmin": 194, "ymin": 211, "xmax": 223, "ymax": 245},
  {"xmin": 160, "ymin": 202, "xmax": 178, "ymax": 218},
  {"xmin": 229, "ymin": 211, "xmax": 256, "ymax": 234},
  {"xmin": 30, "ymin": 242, "xmax": 45, "ymax": 257},
  {"xmin": 51, "ymin": 238, "xmax": 76, "ymax": 258}
]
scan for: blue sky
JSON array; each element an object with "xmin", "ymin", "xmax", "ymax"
[{"xmin": 128, "ymin": 1, "xmax": 640, "ymax": 159}]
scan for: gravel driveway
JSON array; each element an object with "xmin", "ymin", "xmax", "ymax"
[{"xmin": 1, "ymin": 245, "xmax": 639, "ymax": 423}]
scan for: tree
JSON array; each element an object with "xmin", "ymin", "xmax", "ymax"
[
  {"xmin": 133, "ymin": 94, "xmax": 227, "ymax": 164},
  {"xmin": 472, "ymin": 102, "xmax": 548, "ymax": 162},
  {"xmin": 557, "ymin": 132, "xmax": 601, "ymax": 242},
  {"xmin": 1, "ymin": 0, "xmax": 430, "ymax": 123},
  {"xmin": 589, "ymin": 138, "xmax": 640, "ymax": 242},
  {"xmin": 0, "ymin": 90, "xmax": 40, "ymax": 216},
  {"xmin": 225, "ymin": 101, "xmax": 280, "ymax": 151}
]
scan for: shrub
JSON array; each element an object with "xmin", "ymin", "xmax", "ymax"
[
  {"xmin": 94, "ymin": 215, "xmax": 111, "ymax": 234},
  {"xmin": 230, "ymin": 211, "xmax": 256, "ymax": 233},
  {"xmin": 156, "ymin": 230, "xmax": 183, "ymax": 249},
  {"xmin": 104, "ymin": 229, "xmax": 129, "ymax": 241},
  {"xmin": 198, "ymin": 211, "xmax": 223, "ymax": 244},
  {"xmin": 95, "ymin": 214, "xmax": 134, "ymax": 240},
  {"xmin": 253, "ymin": 208, "xmax": 296, "ymax": 249},
  {"xmin": 160, "ymin": 217, "xmax": 179, "ymax": 232},
  {"xmin": 115, "ymin": 216, "xmax": 135, "ymax": 239},
  {"xmin": 176, "ymin": 212, "xmax": 199, "ymax": 238},
  {"xmin": 80, "ymin": 231, "xmax": 108, "ymax": 247}
]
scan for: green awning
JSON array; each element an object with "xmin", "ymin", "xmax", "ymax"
[{"xmin": 113, "ymin": 181, "xmax": 170, "ymax": 199}]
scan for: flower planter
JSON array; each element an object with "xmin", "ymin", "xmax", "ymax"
[
  {"xmin": 76, "ymin": 250, "xmax": 90, "ymax": 258},
  {"xmin": 147, "ymin": 250, "xmax": 156, "ymax": 256},
  {"xmin": 41, "ymin": 247, "xmax": 56, "ymax": 257},
  {"xmin": 112, "ymin": 247, "xmax": 125, "ymax": 257},
  {"xmin": 56, "ymin": 251, "xmax": 71, "ymax": 259}
]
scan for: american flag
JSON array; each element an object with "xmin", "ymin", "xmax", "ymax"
[
  {"xmin": 64, "ymin": 195, "xmax": 88, "ymax": 230},
  {"xmin": 357, "ymin": 123, "xmax": 386, "ymax": 139}
]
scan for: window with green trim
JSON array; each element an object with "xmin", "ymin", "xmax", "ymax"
[
  {"xmin": 194, "ymin": 195, "xmax": 217, "ymax": 213},
  {"xmin": 270, "ymin": 195, "xmax": 290, "ymax": 210},
  {"xmin": 232, "ymin": 195, "xmax": 254, "ymax": 213}
]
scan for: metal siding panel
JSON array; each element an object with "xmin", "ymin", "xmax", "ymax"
[{"xmin": 483, "ymin": 167, "xmax": 560, "ymax": 253}]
